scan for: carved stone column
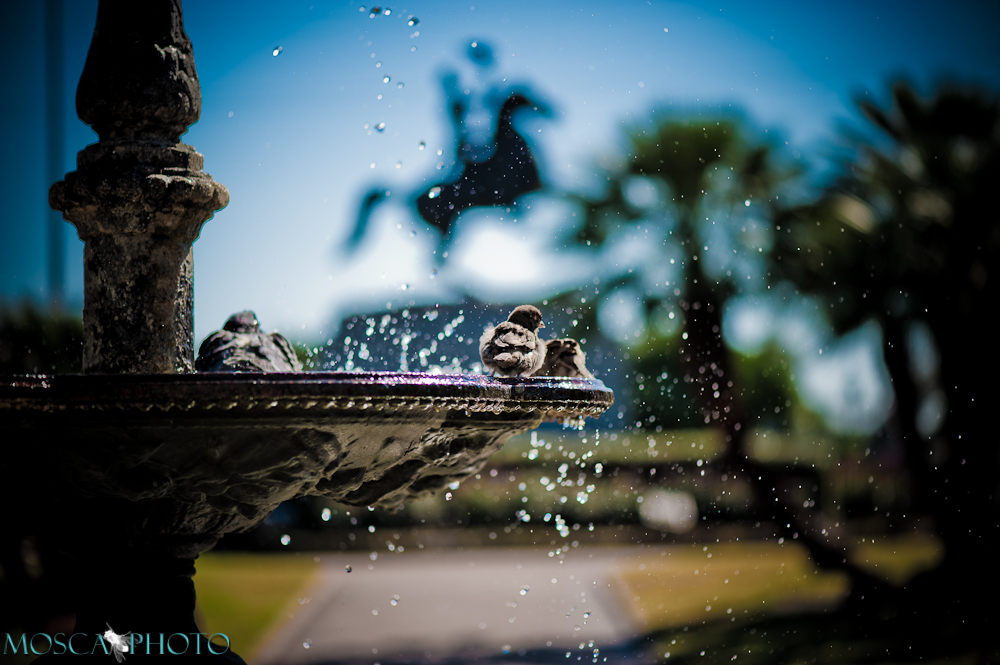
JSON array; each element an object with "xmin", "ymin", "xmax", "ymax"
[{"xmin": 49, "ymin": 0, "xmax": 228, "ymax": 374}]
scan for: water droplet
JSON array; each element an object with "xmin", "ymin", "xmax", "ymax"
[
  {"xmin": 280, "ymin": 534, "xmax": 291, "ymax": 546},
  {"xmin": 368, "ymin": 525, "xmax": 376, "ymax": 533},
  {"xmin": 408, "ymin": 16, "xmax": 419, "ymax": 26},
  {"xmin": 370, "ymin": 162, "xmax": 376, "ymax": 169},
  {"xmin": 745, "ymin": 199, "xmax": 751, "ymax": 206},
  {"xmin": 397, "ymin": 82, "xmax": 404, "ymax": 89},
  {"xmin": 418, "ymin": 141, "xmax": 426, "ymax": 150},
  {"xmin": 383, "ymin": 7, "xmax": 392, "ymax": 15},
  {"xmin": 445, "ymin": 491, "xmax": 453, "ymax": 500},
  {"xmin": 520, "ymin": 586, "xmax": 530, "ymax": 595},
  {"xmin": 428, "ymin": 186, "xmax": 442, "ymax": 199},
  {"xmin": 375, "ymin": 122, "xmax": 386, "ymax": 132},
  {"xmin": 663, "ymin": 27, "xmax": 669, "ymax": 32},
  {"xmin": 375, "ymin": 61, "xmax": 382, "ymax": 68},
  {"xmin": 321, "ymin": 507, "xmax": 332, "ymax": 521},
  {"xmin": 272, "ymin": 46, "xmax": 283, "ymax": 56},
  {"xmin": 372, "ymin": 609, "xmax": 379, "ymax": 615},
  {"xmin": 345, "ymin": 565, "xmax": 353, "ymax": 573},
  {"xmin": 383, "ymin": 75, "xmax": 391, "ymax": 83},
  {"xmin": 396, "ymin": 161, "xmax": 402, "ymax": 169},
  {"xmin": 390, "ymin": 595, "xmax": 400, "ymax": 606},
  {"xmin": 369, "ymin": 6, "xmax": 381, "ymax": 17},
  {"xmin": 551, "ymin": 578, "xmax": 558, "ymax": 584},
  {"xmin": 411, "ymin": 46, "xmax": 417, "ymax": 52},
  {"xmin": 303, "ymin": 639, "xmax": 312, "ymax": 649},
  {"xmin": 583, "ymin": 612, "xmax": 591, "ymax": 618}
]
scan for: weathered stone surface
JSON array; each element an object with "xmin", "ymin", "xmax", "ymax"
[
  {"xmin": 1, "ymin": 373, "xmax": 613, "ymax": 557},
  {"xmin": 49, "ymin": 0, "xmax": 228, "ymax": 374},
  {"xmin": 76, "ymin": 0, "xmax": 200, "ymax": 144}
]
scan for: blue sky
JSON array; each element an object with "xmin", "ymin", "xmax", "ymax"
[
  {"xmin": 4, "ymin": 0, "xmax": 998, "ymax": 335},
  {"xmin": 2, "ymin": 0, "xmax": 998, "ymax": 426}
]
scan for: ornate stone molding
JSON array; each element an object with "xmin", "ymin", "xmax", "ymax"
[
  {"xmin": 48, "ymin": 0, "xmax": 228, "ymax": 374},
  {"xmin": 1, "ymin": 373, "xmax": 613, "ymax": 555}
]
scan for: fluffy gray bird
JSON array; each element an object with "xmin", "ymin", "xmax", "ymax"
[
  {"xmin": 479, "ymin": 305, "xmax": 546, "ymax": 377},
  {"xmin": 196, "ymin": 310, "xmax": 303, "ymax": 373},
  {"xmin": 532, "ymin": 338, "xmax": 594, "ymax": 379}
]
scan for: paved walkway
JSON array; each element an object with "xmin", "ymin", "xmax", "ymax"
[{"xmin": 254, "ymin": 546, "xmax": 650, "ymax": 664}]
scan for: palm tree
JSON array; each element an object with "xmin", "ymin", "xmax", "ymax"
[
  {"xmin": 564, "ymin": 115, "xmax": 889, "ymax": 583},
  {"xmin": 572, "ymin": 116, "xmax": 795, "ymax": 432}
]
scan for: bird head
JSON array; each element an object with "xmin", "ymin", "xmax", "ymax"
[
  {"xmin": 223, "ymin": 310, "xmax": 260, "ymax": 333},
  {"xmin": 507, "ymin": 305, "xmax": 545, "ymax": 331}
]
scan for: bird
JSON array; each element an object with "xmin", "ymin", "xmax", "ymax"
[
  {"xmin": 415, "ymin": 92, "xmax": 547, "ymax": 243},
  {"xmin": 195, "ymin": 310, "xmax": 303, "ymax": 373},
  {"xmin": 532, "ymin": 338, "xmax": 594, "ymax": 379},
  {"xmin": 479, "ymin": 305, "xmax": 547, "ymax": 377}
]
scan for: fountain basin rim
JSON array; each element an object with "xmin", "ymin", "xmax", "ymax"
[{"xmin": 0, "ymin": 371, "xmax": 614, "ymax": 418}]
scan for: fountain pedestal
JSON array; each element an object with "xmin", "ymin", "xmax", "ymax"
[{"xmin": 48, "ymin": 0, "xmax": 228, "ymax": 374}]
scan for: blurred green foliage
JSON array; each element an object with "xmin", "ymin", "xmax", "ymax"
[
  {"xmin": 561, "ymin": 113, "xmax": 804, "ymax": 433},
  {"xmin": 774, "ymin": 82, "xmax": 1000, "ymax": 560},
  {"xmin": 0, "ymin": 300, "xmax": 82, "ymax": 374}
]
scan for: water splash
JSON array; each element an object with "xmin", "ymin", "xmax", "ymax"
[{"xmin": 313, "ymin": 306, "xmax": 481, "ymax": 375}]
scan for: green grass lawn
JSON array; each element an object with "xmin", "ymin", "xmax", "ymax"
[
  {"xmin": 194, "ymin": 552, "xmax": 320, "ymax": 661},
  {"xmin": 615, "ymin": 533, "xmax": 942, "ymax": 633},
  {"xmin": 615, "ymin": 540, "xmax": 849, "ymax": 631}
]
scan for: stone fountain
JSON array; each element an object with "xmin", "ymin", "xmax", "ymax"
[{"xmin": 0, "ymin": 1, "xmax": 612, "ymax": 661}]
